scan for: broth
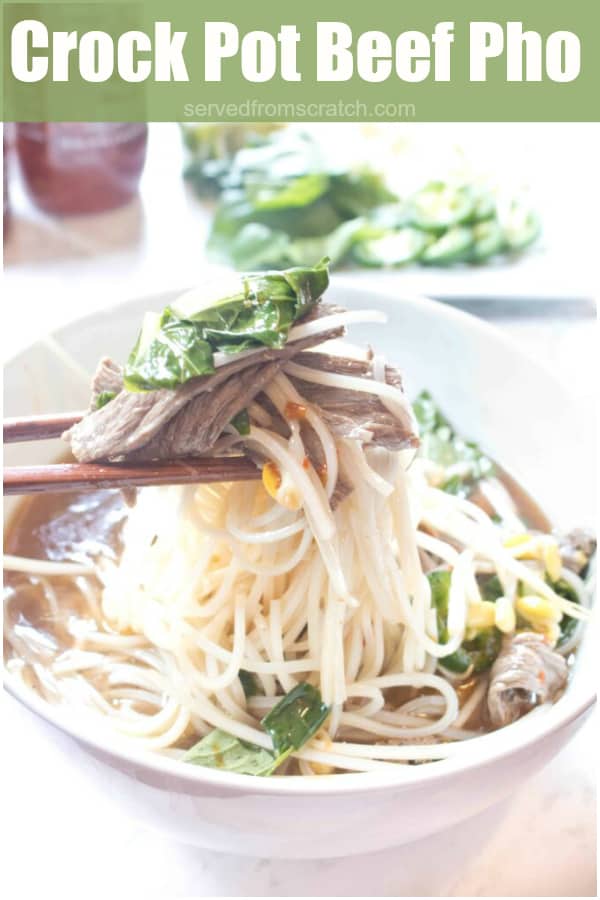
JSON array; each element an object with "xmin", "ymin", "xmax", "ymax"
[{"xmin": 3, "ymin": 469, "xmax": 553, "ymax": 745}]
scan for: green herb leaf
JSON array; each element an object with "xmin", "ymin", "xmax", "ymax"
[
  {"xmin": 353, "ymin": 227, "xmax": 429, "ymax": 268},
  {"xmin": 408, "ymin": 182, "xmax": 475, "ymax": 232},
  {"xmin": 427, "ymin": 570, "xmax": 501, "ymax": 674},
  {"xmin": 328, "ymin": 171, "xmax": 396, "ymax": 218},
  {"xmin": 239, "ymin": 669, "xmax": 262, "ymax": 698},
  {"xmin": 549, "ymin": 576, "xmax": 580, "ymax": 648},
  {"xmin": 230, "ymin": 409, "xmax": 250, "ymax": 436},
  {"xmin": 477, "ymin": 573, "xmax": 504, "ymax": 604},
  {"xmin": 183, "ymin": 729, "xmax": 279, "ymax": 776},
  {"xmin": 440, "ymin": 647, "xmax": 473, "ymax": 674},
  {"xmin": 182, "ymin": 123, "xmax": 281, "ymax": 196},
  {"xmin": 123, "ymin": 262, "xmax": 329, "ymax": 392},
  {"xmin": 95, "ymin": 390, "xmax": 117, "ymax": 409},
  {"xmin": 462, "ymin": 628, "xmax": 503, "ymax": 673},
  {"xmin": 249, "ymin": 173, "xmax": 330, "ymax": 210},
  {"xmin": 503, "ymin": 204, "xmax": 541, "ymax": 252},
  {"xmin": 414, "ymin": 390, "xmax": 494, "ymax": 496},
  {"xmin": 188, "ymin": 128, "xmax": 538, "ymax": 272},
  {"xmin": 183, "ymin": 681, "xmax": 329, "ymax": 777},
  {"xmin": 428, "ymin": 569, "xmax": 452, "ymax": 643},
  {"xmin": 123, "ymin": 310, "xmax": 215, "ymax": 392},
  {"xmin": 286, "ymin": 217, "xmax": 375, "ymax": 268},
  {"xmin": 225, "ymin": 222, "xmax": 292, "ymax": 270},
  {"xmin": 262, "ymin": 682, "xmax": 330, "ymax": 756},
  {"xmin": 202, "ymin": 133, "xmax": 395, "ymax": 271}
]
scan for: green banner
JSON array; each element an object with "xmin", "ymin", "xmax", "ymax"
[{"xmin": 2, "ymin": 0, "xmax": 599, "ymax": 121}]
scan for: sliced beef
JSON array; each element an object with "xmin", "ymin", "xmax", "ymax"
[
  {"xmin": 247, "ymin": 395, "xmax": 354, "ymax": 508},
  {"xmin": 244, "ymin": 349, "xmax": 418, "ymax": 505},
  {"xmin": 90, "ymin": 357, "xmax": 124, "ymax": 410},
  {"xmin": 64, "ymin": 305, "xmax": 419, "ymax": 485},
  {"xmin": 487, "ymin": 631, "xmax": 568, "ymax": 728},
  {"xmin": 64, "ymin": 321, "xmax": 344, "ymax": 463},
  {"xmin": 292, "ymin": 350, "xmax": 404, "ymax": 388},
  {"xmin": 556, "ymin": 528, "xmax": 596, "ymax": 575},
  {"xmin": 286, "ymin": 351, "xmax": 418, "ymax": 452},
  {"xmin": 130, "ymin": 362, "xmax": 280, "ymax": 460}
]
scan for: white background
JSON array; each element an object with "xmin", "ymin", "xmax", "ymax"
[{"xmin": 2, "ymin": 123, "xmax": 597, "ymax": 897}]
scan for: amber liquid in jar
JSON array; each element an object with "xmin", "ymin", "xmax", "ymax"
[
  {"xmin": 16, "ymin": 123, "xmax": 148, "ymax": 216},
  {"xmin": 3, "ymin": 131, "xmax": 10, "ymax": 238}
]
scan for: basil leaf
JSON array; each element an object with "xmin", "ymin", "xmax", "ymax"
[
  {"xmin": 464, "ymin": 628, "xmax": 503, "ymax": 673},
  {"xmin": 261, "ymin": 682, "xmax": 330, "ymax": 756},
  {"xmin": 123, "ymin": 310, "xmax": 215, "ymax": 392},
  {"xmin": 225, "ymin": 222, "xmax": 292, "ymax": 270},
  {"xmin": 248, "ymin": 173, "xmax": 330, "ymax": 210},
  {"xmin": 123, "ymin": 262, "xmax": 329, "ymax": 392},
  {"xmin": 230, "ymin": 409, "xmax": 250, "ymax": 436},
  {"xmin": 95, "ymin": 390, "xmax": 116, "ymax": 409},
  {"xmin": 440, "ymin": 630, "xmax": 502, "ymax": 675},
  {"xmin": 328, "ymin": 171, "xmax": 396, "ymax": 218},
  {"xmin": 183, "ymin": 729, "xmax": 279, "ymax": 776},
  {"xmin": 414, "ymin": 390, "xmax": 494, "ymax": 496},
  {"xmin": 413, "ymin": 389, "xmax": 449, "ymax": 433},
  {"xmin": 208, "ymin": 192, "xmax": 344, "ymax": 267},
  {"xmin": 427, "ymin": 570, "xmax": 501, "ymax": 674},
  {"xmin": 202, "ymin": 133, "xmax": 396, "ymax": 271},
  {"xmin": 286, "ymin": 217, "xmax": 376, "ymax": 269},
  {"xmin": 184, "ymin": 683, "xmax": 329, "ymax": 777},
  {"xmin": 477, "ymin": 573, "xmax": 504, "ymax": 604},
  {"xmin": 548, "ymin": 576, "xmax": 580, "ymax": 647},
  {"xmin": 440, "ymin": 647, "xmax": 473, "ymax": 674},
  {"xmin": 182, "ymin": 123, "xmax": 281, "ymax": 197},
  {"xmin": 428, "ymin": 569, "xmax": 451, "ymax": 643},
  {"xmin": 239, "ymin": 669, "xmax": 261, "ymax": 697}
]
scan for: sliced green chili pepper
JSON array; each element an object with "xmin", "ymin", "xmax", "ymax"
[
  {"xmin": 477, "ymin": 573, "xmax": 504, "ymax": 604},
  {"xmin": 467, "ymin": 189, "xmax": 496, "ymax": 224},
  {"xmin": 409, "ymin": 182, "xmax": 475, "ymax": 232},
  {"xmin": 548, "ymin": 576, "xmax": 580, "ymax": 648},
  {"xmin": 428, "ymin": 570, "xmax": 502, "ymax": 674},
  {"xmin": 421, "ymin": 226, "xmax": 474, "ymax": 265},
  {"xmin": 353, "ymin": 228, "xmax": 429, "ymax": 267},
  {"xmin": 368, "ymin": 202, "xmax": 410, "ymax": 230},
  {"xmin": 503, "ymin": 204, "xmax": 541, "ymax": 252},
  {"xmin": 441, "ymin": 629, "xmax": 502, "ymax": 674},
  {"xmin": 440, "ymin": 647, "xmax": 473, "ymax": 674},
  {"xmin": 469, "ymin": 220, "xmax": 505, "ymax": 263}
]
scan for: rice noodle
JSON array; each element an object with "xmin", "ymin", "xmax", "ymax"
[
  {"xmin": 3, "ymin": 555, "xmax": 95, "ymax": 576},
  {"xmin": 211, "ymin": 310, "xmax": 387, "ymax": 370},
  {"xmin": 3, "ymin": 330, "xmax": 592, "ymax": 776},
  {"xmin": 284, "ymin": 359, "xmax": 415, "ymax": 426}
]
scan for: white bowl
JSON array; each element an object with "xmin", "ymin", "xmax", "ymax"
[{"xmin": 3, "ymin": 284, "xmax": 596, "ymax": 859}]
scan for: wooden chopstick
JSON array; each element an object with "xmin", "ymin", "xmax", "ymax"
[
  {"xmin": 3, "ymin": 412, "xmax": 85, "ymax": 444},
  {"xmin": 3, "ymin": 457, "xmax": 261, "ymax": 495},
  {"xmin": 3, "ymin": 412, "xmax": 261, "ymax": 495}
]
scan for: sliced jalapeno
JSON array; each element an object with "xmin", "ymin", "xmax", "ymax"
[
  {"xmin": 421, "ymin": 226, "xmax": 474, "ymax": 265},
  {"xmin": 441, "ymin": 628, "xmax": 502, "ymax": 674},
  {"xmin": 503, "ymin": 204, "xmax": 541, "ymax": 252},
  {"xmin": 409, "ymin": 182, "xmax": 475, "ymax": 232},
  {"xmin": 467, "ymin": 189, "xmax": 496, "ymax": 223},
  {"xmin": 353, "ymin": 228, "xmax": 429, "ymax": 267},
  {"xmin": 368, "ymin": 202, "xmax": 410, "ymax": 230},
  {"xmin": 469, "ymin": 220, "xmax": 505, "ymax": 263},
  {"xmin": 440, "ymin": 647, "xmax": 473, "ymax": 674}
]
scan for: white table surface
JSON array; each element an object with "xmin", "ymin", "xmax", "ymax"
[{"xmin": 2, "ymin": 123, "xmax": 597, "ymax": 898}]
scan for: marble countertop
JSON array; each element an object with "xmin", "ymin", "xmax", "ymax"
[{"xmin": 2, "ymin": 123, "xmax": 597, "ymax": 898}]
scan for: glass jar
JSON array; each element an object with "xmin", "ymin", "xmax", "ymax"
[
  {"xmin": 16, "ymin": 123, "xmax": 148, "ymax": 216},
  {"xmin": 3, "ymin": 129, "xmax": 11, "ymax": 238}
]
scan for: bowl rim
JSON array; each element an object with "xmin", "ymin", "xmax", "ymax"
[
  {"xmin": 3, "ymin": 284, "xmax": 597, "ymax": 796},
  {"xmin": 4, "ymin": 669, "xmax": 595, "ymax": 795}
]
